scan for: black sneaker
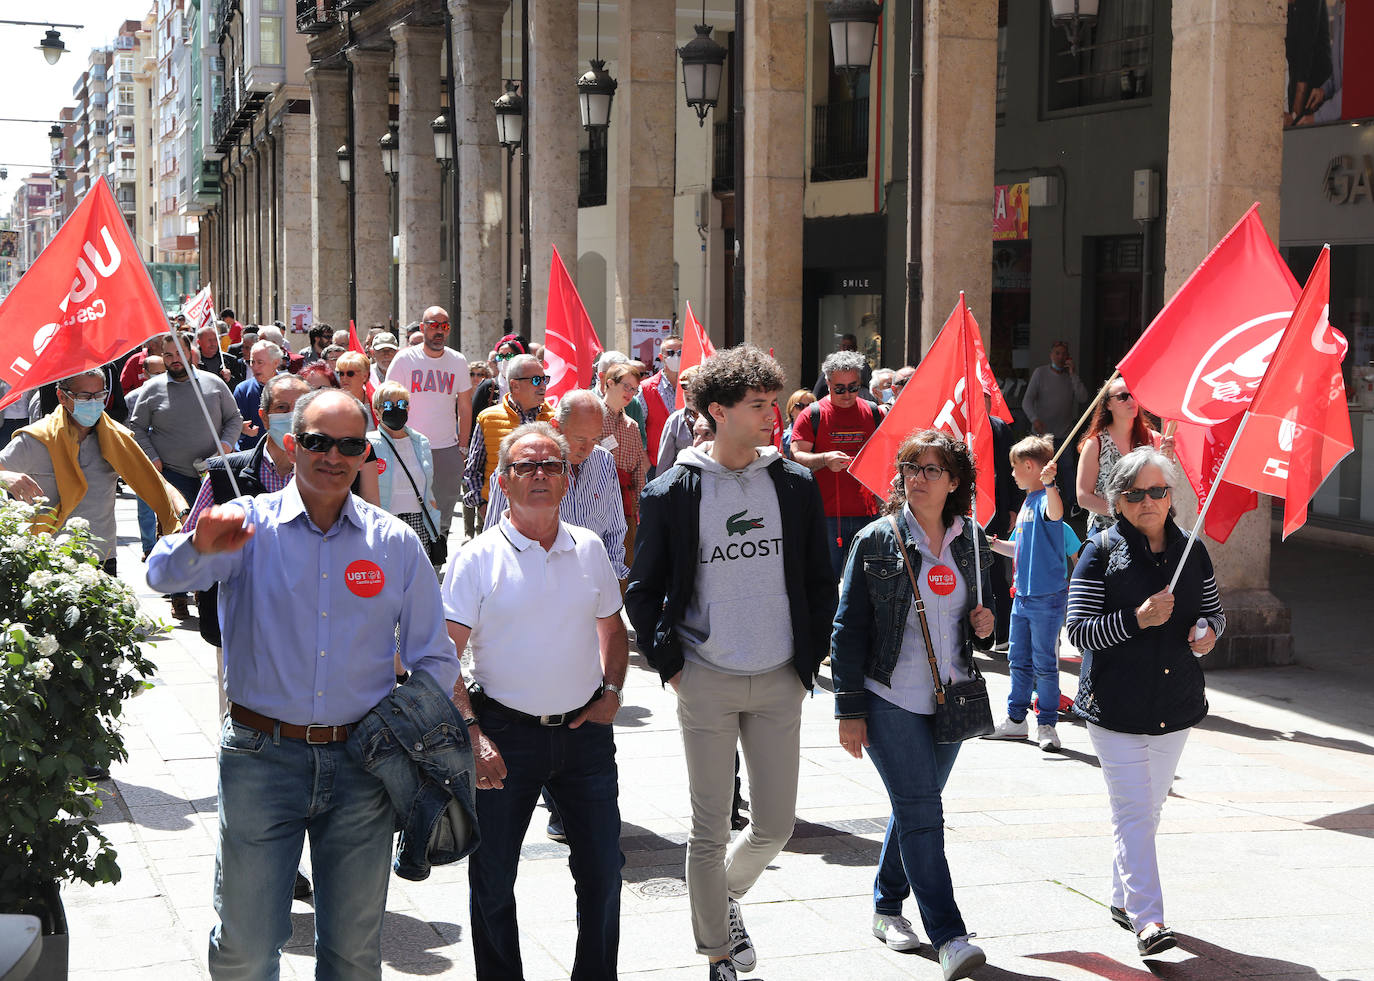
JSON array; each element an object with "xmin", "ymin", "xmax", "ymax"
[
  {"xmin": 726, "ymin": 899, "xmax": 756, "ymax": 972},
  {"xmin": 1137, "ymin": 925, "xmax": 1177, "ymax": 956},
  {"xmin": 1110, "ymin": 905, "xmax": 1132, "ymax": 931},
  {"xmin": 294, "ymin": 871, "xmax": 312, "ymax": 899},
  {"xmin": 708, "ymin": 960, "xmax": 738, "ymax": 981}
]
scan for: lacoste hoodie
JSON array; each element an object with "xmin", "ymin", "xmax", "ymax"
[{"xmin": 676, "ymin": 444, "xmax": 795, "ymax": 675}]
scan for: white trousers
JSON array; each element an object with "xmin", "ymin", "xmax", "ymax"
[{"xmin": 1087, "ymin": 722, "xmax": 1190, "ymax": 931}]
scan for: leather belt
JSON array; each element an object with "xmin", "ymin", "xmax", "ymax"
[
  {"xmin": 229, "ymin": 703, "xmax": 356, "ymax": 744},
  {"xmin": 478, "ymin": 690, "xmax": 602, "ymax": 728}
]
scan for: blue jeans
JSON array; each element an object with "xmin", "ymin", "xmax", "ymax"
[
  {"xmin": 468, "ymin": 714, "xmax": 623, "ymax": 981},
  {"xmin": 161, "ymin": 466, "xmax": 204, "ymax": 506},
  {"xmin": 210, "ymin": 717, "xmax": 394, "ymax": 980},
  {"xmin": 874, "ymin": 733, "xmax": 958, "ymax": 917},
  {"xmin": 827, "ymin": 514, "xmax": 874, "ymax": 582},
  {"xmin": 137, "ymin": 498, "xmax": 158, "ymax": 556},
  {"xmin": 1008, "ymin": 592, "xmax": 1066, "ymax": 726},
  {"xmin": 863, "ymin": 693, "xmax": 967, "ymax": 948}
]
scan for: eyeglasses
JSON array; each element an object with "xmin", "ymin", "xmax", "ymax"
[
  {"xmin": 898, "ymin": 462, "xmax": 950, "ymax": 482},
  {"xmin": 339, "ymin": 369, "xmax": 363, "ymax": 378},
  {"xmin": 511, "ymin": 374, "xmax": 549, "ymax": 387},
  {"xmin": 380, "ymin": 399, "xmax": 409, "ymax": 412},
  {"xmin": 294, "ymin": 432, "xmax": 370, "ymax": 457},
  {"xmin": 506, "ymin": 458, "xmax": 568, "ymax": 477},
  {"xmin": 61, "ymin": 388, "xmax": 109, "ymax": 403},
  {"xmin": 1121, "ymin": 485, "xmax": 1169, "ymax": 503},
  {"xmin": 830, "ymin": 382, "xmax": 863, "ymax": 394},
  {"xmin": 1108, "ymin": 391, "xmax": 1135, "ymax": 404},
  {"xmin": 422, "ymin": 320, "xmax": 450, "ymax": 330}
]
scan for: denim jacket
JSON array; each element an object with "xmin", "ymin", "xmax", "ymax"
[
  {"xmin": 831, "ymin": 513, "xmax": 994, "ymax": 719},
  {"xmin": 347, "ymin": 669, "xmax": 479, "ymax": 881}
]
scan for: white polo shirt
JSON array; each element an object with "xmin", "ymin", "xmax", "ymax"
[{"xmin": 441, "ymin": 513, "xmax": 622, "ymax": 716}]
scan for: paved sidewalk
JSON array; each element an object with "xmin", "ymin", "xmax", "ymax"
[{"xmin": 58, "ymin": 492, "xmax": 1374, "ymax": 980}]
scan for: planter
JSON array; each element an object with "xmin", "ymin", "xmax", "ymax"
[{"xmin": 29, "ymin": 882, "xmax": 67, "ymax": 981}]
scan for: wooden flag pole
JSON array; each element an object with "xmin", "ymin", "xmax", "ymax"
[
  {"xmin": 1049, "ymin": 369, "xmax": 1120, "ymax": 465},
  {"xmin": 1166, "ymin": 410, "xmax": 1253, "ymax": 594}
]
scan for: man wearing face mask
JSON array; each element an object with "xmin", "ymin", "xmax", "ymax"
[
  {"xmin": 639, "ymin": 335, "xmax": 684, "ymax": 480},
  {"xmin": 0, "ymin": 368, "xmax": 184, "ymax": 575}
]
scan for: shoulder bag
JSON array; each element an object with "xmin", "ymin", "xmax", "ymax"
[
  {"xmin": 888, "ymin": 515, "xmax": 994, "ymax": 743},
  {"xmin": 380, "ymin": 431, "xmax": 447, "ymax": 566}
]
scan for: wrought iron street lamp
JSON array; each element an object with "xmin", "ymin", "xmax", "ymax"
[
  {"xmin": 824, "ymin": 0, "xmax": 881, "ymax": 88},
  {"xmin": 577, "ymin": 0, "xmax": 617, "ymax": 131},
  {"xmin": 678, "ymin": 17, "xmax": 727, "ymax": 127},
  {"xmin": 48, "ymin": 123, "xmax": 63, "ymax": 151},
  {"xmin": 378, "ymin": 126, "xmax": 399, "ymax": 182},
  {"xmin": 493, "ymin": 81, "xmax": 524, "ymax": 148},
  {"xmin": 336, "ymin": 144, "xmax": 351, "ymax": 184},
  {"xmin": 431, "ymin": 113, "xmax": 453, "ymax": 166}
]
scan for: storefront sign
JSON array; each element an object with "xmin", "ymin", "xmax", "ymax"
[
  {"xmin": 992, "ymin": 183, "xmax": 1030, "ymax": 241},
  {"xmin": 1281, "ymin": 123, "xmax": 1374, "ymax": 245},
  {"xmin": 1323, "ymin": 154, "xmax": 1374, "ymax": 205},
  {"xmin": 813, "ymin": 269, "xmax": 884, "ymax": 295}
]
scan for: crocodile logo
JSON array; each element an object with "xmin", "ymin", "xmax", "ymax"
[{"xmin": 726, "ymin": 510, "xmax": 765, "ymax": 536}]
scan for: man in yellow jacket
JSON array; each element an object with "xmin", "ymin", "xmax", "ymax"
[
  {"xmin": 460, "ymin": 354, "xmax": 554, "ymax": 535},
  {"xmin": 0, "ymin": 368, "xmax": 184, "ymax": 574}
]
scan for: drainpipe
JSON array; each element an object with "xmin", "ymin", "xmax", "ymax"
[{"xmin": 903, "ymin": 0, "xmax": 924, "ymax": 362}]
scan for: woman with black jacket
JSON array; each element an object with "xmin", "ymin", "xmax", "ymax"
[{"xmin": 1066, "ymin": 447, "xmax": 1226, "ymax": 958}]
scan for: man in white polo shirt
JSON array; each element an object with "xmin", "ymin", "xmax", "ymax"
[{"xmin": 442, "ymin": 421, "xmax": 628, "ymax": 981}]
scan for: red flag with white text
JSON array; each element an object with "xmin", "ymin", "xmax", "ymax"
[
  {"xmin": 182, "ymin": 282, "xmax": 215, "ymax": 333},
  {"xmin": 1222, "ymin": 248, "xmax": 1353, "ymax": 539},
  {"xmin": 848, "ymin": 296, "xmax": 998, "ymax": 525},
  {"xmin": 675, "ymin": 301, "xmax": 717, "ymax": 409},
  {"xmin": 544, "ymin": 245, "xmax": 602, "ymax": 401},
  {"xmin": 0, "ymin": 180, "xmax": 167, "ymax": 409}
]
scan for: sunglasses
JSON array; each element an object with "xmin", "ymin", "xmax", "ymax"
[
  {"xmin": 1108, "ymin": 391, "xmax": 1135, "ymax": 404},
  {"xmin": 494, "ymin": 352, "xmax": 515, "ymax": 361},
  {"xmin": 511, "ymin": 374, "xmax": 549, "ymax": 387},
  {"xmin": 339, "ymin": 369, "xmax": 363, "ymax": 378},
  {"xmin": 1121, "ymin": 485, "xmax": 1169, "ymax": 503},
  {"xmin": 507, "ymin": 459, "xmax": 568, "ymax": 477},
  {"xmin": 830, "ymin": 382, "xmax": 863, "ymax": 394},
  {"xmin": 423, "ymin": 320, "xmax": 450, "ymax": 330},
  {"xmin": 380, "ymin": 399, "xmax": 409, "ymax": 412},
  {"xmin": 294, "ymin": 432, "xmax": 370, "ymax": 457},
  {"xmin": 898, "ymin": 462, "xmax": 950, "ymax": 482}
]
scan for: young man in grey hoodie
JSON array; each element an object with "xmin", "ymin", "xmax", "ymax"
[{"xmin": 627, "ymin": 345, "xmax": 835, "ymax": 981}]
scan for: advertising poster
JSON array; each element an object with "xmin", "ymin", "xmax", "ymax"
[
  {"xmin": 630, "ymin": 317, "xmax": 673, "ymax": 367},
  {"xmin": 290, "ymin": 303, "xmax": 313, "ymax": 333}
]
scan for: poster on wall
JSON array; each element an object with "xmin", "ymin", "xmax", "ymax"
[
  {"xmin": 290, "ymin": 304, "xmax": 313, "ymax": 334},
  {"xmin": 1284, "ymin": 0, "xmax": 1374, "ymax": 127},
  {"xmin": 0, "ymin": 229, "xmax": 16, "ymax": 258},
  {"xmin": 630, "ymin": 317, "xmax": 673, "ymax": 368},
  {"xmin": 992, "ymin": 183, "xmax": 1030, "ymax": 240}
]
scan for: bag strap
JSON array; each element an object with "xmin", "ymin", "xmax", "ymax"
[
  {"xmin": 889, "ymin": 514, "xmax": 946, "ymax": 705},
  {"xmin": 379, "ymin": 431, "xmax": 439, "ymax": 542}
]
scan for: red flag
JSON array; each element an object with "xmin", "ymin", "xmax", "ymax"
[
  {"xmin": 969, "ymin": 323, "xmax": 1013, "ymax": 423},
  {"xmin": 347, "ymin": 319, "xmax": 375, "ymax": 410},
  {"xmin": 182, "ymin": 282, "xmax": 215, "ymax": 333},
  {"xmin": 544, "ymin": 245, "xmax": 602, "ymax": 401},
  {"xmin": 675, "ymin": 301, "xmax": 717, "ymax": 410},
  {"xmin": 849, "ymin": 295, "xmax": 998, "ymax": 525},
  {"xmin": 1171, "ymin": 416, "xmax": 1257, "ymax": 543},
  {"xmin": 0, "ymin": 180, "xmax": 166, "ymax": 409},
  {"xmin": 1223, "ymin": 248, "xmax": 1353, "ymax": 539}
]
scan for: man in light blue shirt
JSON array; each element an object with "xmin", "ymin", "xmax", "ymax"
[{"xmin": 147, "ymin": 388, "xmax": 459, "ymax": 980}]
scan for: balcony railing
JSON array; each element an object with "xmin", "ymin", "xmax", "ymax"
[
  {"xmin": 212, "ymin": 76, "xmax": 270, "ymax": 151},
  {"xmin": 297, "ymin": 0, "xmax": 339, "ymax": 34},
  {"xmin": 337, "ymin": 0, "xmax": 376, "ymax": 11},
  {"xmin": 214, "ymin": 0, "xmax": 239, "ymax": 42},
  {"xmin": 810, "ymin": 97, "xmax": 869, "ymax": 183},
  {"xmin": 712, "ymin": 120, "xmax": 733, "ymax": 194}
]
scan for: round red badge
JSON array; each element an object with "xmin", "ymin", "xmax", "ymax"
[
  {"xmin": 345, "ymin": 559, "xmax": 385, "ymax": 598},
  {"xmin": 376, "ymin": 458, "xmax": 387, "ymax": 475},
  {"xmin": 926, "ymin": 565, "xmax": 957, "ymax": 596}
]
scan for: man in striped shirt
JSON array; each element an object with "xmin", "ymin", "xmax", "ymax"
[{"xmin": 484, "ymin": 390, "xmax": 627, "ymax": 580}]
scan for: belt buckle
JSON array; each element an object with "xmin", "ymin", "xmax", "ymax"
[
  {"xmin": 538, "ymin": 713, "xmax": 565, "ymax": 727},
  {"xmin": 304, "ymin": 724, "xmax": 335, "ymax": 744}
]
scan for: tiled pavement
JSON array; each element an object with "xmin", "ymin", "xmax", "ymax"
[{"xmin": 57, "ymin": 492, "xmax": 1374, "ymax": 979}]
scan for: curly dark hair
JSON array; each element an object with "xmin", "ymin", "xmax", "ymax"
[
  {"xmin": 881, "ymin": 428, "xmax": 977, "ymax": 527},
  {"xmin": 688, "ymin": 344, "xmax": 785, "ymax": 431}
]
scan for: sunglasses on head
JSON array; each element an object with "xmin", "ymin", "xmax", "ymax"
[
  {"xmin": 512, "ymin": 374, "xmax": 549, "ymax": 387},
  {"xmin": 507, "ymin": 458, "xmax": 568, "ymax": 477},
  {"xmin": 831, "ymin": 382, "xmax": 863, "ymax": 394},
  {"xmin": 1108, "ymin": 391, "xmax": 1135, "ymax": 403},
  {"xmin": 294, "ymin": 432, "xmax": 370, "ymax": 457},
  {"xmin": 1122, "ymin": 485, "xmax": 1169, "ymax": 503}
]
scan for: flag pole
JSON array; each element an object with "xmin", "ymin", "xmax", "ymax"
[
  {"xmin": 970, "ymin": 509, "xmax": 983, "ymax": 607},
  {"xmin": 1050, "ymin": 369, "xmax": 1120, "ymax": 465},
  {"xmin": 1167, "ymin": 410, "xmax": 1253, "ymax": 594}
]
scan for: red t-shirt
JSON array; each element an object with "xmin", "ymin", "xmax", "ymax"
[
  {"xmin": 228, "ymin": 320, "xmax": 243, "ymax": 344},
  {"xmin": 791, "ymin": 397, "xmax": 880, "ymax": 517}
]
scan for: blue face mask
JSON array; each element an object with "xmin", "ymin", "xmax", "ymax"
[
  {"xmin": 268, "ymin": 412, "xmax": 293, "ymax": 449},
  {"xmin": 69, "ymin": 399, "xmax": 104, "ymax": 428}
]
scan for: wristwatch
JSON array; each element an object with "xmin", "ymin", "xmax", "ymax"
[{"xmin": 603, "ymin": 683, "xmax": 624, "ymax": 706}]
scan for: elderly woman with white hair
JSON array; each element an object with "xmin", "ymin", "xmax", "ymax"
[{"xmin": 1066, "ymin": 446, "xmax": 1225, "ymax": 959}]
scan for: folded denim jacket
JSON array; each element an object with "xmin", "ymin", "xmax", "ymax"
[{"xmin": 348, "ymin": 669, "xmax": 479, "ymax": 880}]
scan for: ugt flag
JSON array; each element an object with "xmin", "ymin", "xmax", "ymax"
[
  {"xmin": 182, "ymin": 282, "xmax": 215, "ymax": 333},
  {"xmin": 544, "ymin": 245, "xmax": 603, "ymax": 402},
  {"xmin": 0, "ymin": 180, "xmax": 166, "ymax": 409},
  {"xmin": 848, "ymin": 295, "xmax": 997, "ymax": 526},
  {"xmin": 1223, "ymin": 247, "xmax": 1353, "ymax": 540},
  {"xmin": 675, "ymin": 300, "xmax": 717, "ymax": 409}
]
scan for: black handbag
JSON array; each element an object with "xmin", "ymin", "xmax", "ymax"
[
  {"xmin": 889, "ymin": 515, "xmax": 995, "ymax": 743},
  {"xmin": 380, "ymin": 432, "xmax": 448, "ymax": 566}
]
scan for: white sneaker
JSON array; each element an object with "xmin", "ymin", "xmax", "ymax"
[
  {"xmin": 726, "ymin": 899, "xmax": 756, "ymax": 972},
  {"xmin": 938, "ymin": 934, "xmax": 986, "ymax": 980},
  {"xmin": 982, "ymin": 717, "xmax": 1028, "ymax": 740},
  {"xmin": 1037, "ymin": 724, "xmax": 1062, "ymax": 752},
  {"xmin": 872, "ymin": 912, "xmax": 922, "ymax": 951}
]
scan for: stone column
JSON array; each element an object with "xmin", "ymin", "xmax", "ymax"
[
  {"xmin": 391, "ymin": 23, "xmax": 446, "ymax": 325},
  {"xmin": 1164, "ymin": 0, "xmax": 1291, "ymax": 666},
  {"xmin": 612, "ymin": 0, "xmax": 676, "ymax": 351},
  {"xmin": 245, "ymin": 145, "xmax": 260, "ymax": 323},
  {"xmin": 278, "ymin": 111, "xmax": 314, "ymax": 331},
  {"xmin": 742, "ymin": 0, "xmax": 806, "ymax": 382},
  {"xmin": 451, "ymin": 0, "xmax": 509, "ymax": 357},
  {"xmin": 918, "ymin": 0, "xmax": 997, "ymax": 351},
  {"xmin": 527, "ymin": 0, "xmax": 579, "ymax": 339},
  {"xmin": 306, "ymin": 66, "xmax": 351, "ymax": 329},
  {"xmin": 348, "ymin": 46, "xmax": 395, "ymax": 330}
]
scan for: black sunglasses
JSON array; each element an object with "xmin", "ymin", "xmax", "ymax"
[
  {"xmin": 295, "ymin": 432, "xmax": 370, "ymax": 457},
  {"xmin": 830, "ymin": 382, "xmax": 863, "ymax": 394},
  {"xmin": 1108, "ymin": 391, "xmax": 1135, "ymax": 403},
  {"xmin": 1121, "ymin": 485, "xmax": 1169, "ymax": 503}
]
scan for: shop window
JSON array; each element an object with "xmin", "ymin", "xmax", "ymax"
[{"xmin": 1044, "ymin": 0, "xmax": 1152, "ymax": 113}]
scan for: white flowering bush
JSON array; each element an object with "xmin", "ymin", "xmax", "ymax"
[{"xmin": 0, "ymin": 497, "xmax": 160, "ymax": 930}]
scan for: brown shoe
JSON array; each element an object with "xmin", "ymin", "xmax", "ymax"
[{"xmin": 170, "ymin": 595, "xmax": 191, "ymax": 619}]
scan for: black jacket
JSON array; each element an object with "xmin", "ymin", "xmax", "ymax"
[
  {"xmin": 1066, "ymin": 518, "xmax": 1226, "ymax": 734},
  {"xmin": 196, "ymin": 437, "xmax": 275, "ymax": 646},
  {"xmin": 625, "ymin": 456, "xmax": 836, "ymax": 688}
]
